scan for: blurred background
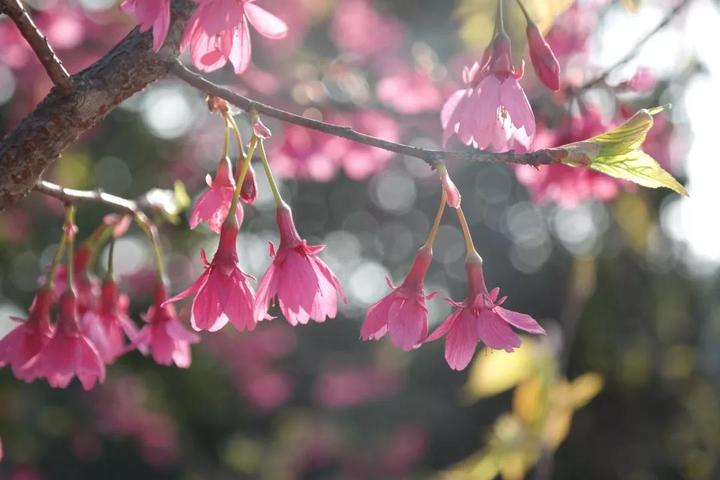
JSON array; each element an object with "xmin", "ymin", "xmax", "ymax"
[{"xmin": 1, "ymin": 0, "xmax": 719, "ymax": 478}]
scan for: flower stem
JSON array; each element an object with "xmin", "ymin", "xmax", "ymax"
[
  {"xmin": 106, "ymin": 238, "xmax": 115, "ymax": 279},
  {"xmin": 222, "ymin": 116, "xmax": 231, "ymax": 159},
  {"xmin": 64, "ymin": 204, "xmax": 76, "ymax": 292},
  {"xmin": 227, "ymin": 136, "xmax": 257, "ymax": 222},
  {"xmin": 257, "ymin": 139, "xmax": 284, "ymax": 208},
  {"xmin": 497, "ymin": 0, "xmax": 506, "ymax": 34},
  {"xmin": 423, "ymin": 189, "xmax": 446, "ymax": 249},
  {"xmin": 46, "ymin": 234, "xmax": 67, "ymax": 292},
  {"xmin": 455, "ymin": 206, "xmax": 480, "ymax": 260},
  {"xmin": 514, "ymin": 0, "xmax": 531, "ymax": 22},
  {"xmin": 135, "ymin": 213, "xmax": 166, "ymax": 286},
  {"xmin": 224, "ymin": 112, "xmax": 247, "ymax": 171}
]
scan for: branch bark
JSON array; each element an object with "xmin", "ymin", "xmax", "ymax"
[
  {"xmin": 0, "ymin": 0, "xmax": 195, "ymax": 210},
  {"xmin": 0, "ymin": 0, "xmax": 72, "ymax": 94},
  {"xmin": 171, "ymin": 61, "xmax": 560, "ymax": 168}
]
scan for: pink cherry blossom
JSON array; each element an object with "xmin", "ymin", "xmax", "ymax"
[
  {"xmin": 166, "ymin": 222, "xmax": 257, "ymax": 332},
  {"xmin": 36, "ymin": 290, "xmax": 106, "ymax": 390},
  {"xmin": 189, "ymin": 156, "xmax": 243, "ymax": 234},
  {"xmin": 0, "ymin": 288, "xmax": 54, "ymax": 382},
  {"xmin": 82, "ymin": 278, "xmax": 138, "ymax": 364},
  {"xmin": 134, "ymin": 283, "xmax": 200, "ymax": 368},
  {"xmin": 526, "ymin": 22, "xmax": 560, "ymax": 91},
  {"xmin": 442, "ymin": 34, "xmax": 535, "ymax": 153},
  {"xmin": 361, "ymin": 246, "xmax": 437, "ymax": 351},
  {"xmin": 255, "ymin": 203, "xmax": 345, "ymax": 325},
  {"xmin": 180, "ymin": 0, "xmax": 288, "ymax": 75},
  {"xmin": 120, "ymin": 0, "xmax": 171, "ymax": 52},
  {"xmin": 426, "ymin": 257, "xmax": 545, "ymax": 370}
]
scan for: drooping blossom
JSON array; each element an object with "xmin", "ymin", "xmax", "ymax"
[
  {"xmin": 426, "ymin": 257, "xmax": 545, "ymax": 370},
  {"xmin": 82, "ymin": 278, "xmax": 138, "ymax": 364},
  {"xmin": 0, "ymin": 288, "xmax": 54, "ymax": 382},
  {"xmin": 361, "ymin": 246, "xmax": 437, "ymax": 351},
  {"xmin": 526, "ymin": 21, "xmax": 560, "ymax": 91},
  {"xmin": 36, "ymin": 290, "xmax": 106, "ymax": 390},
  {"xmin": 514, "ymin": 105, "xmax": 633, "ymax": 206},
  {"xmin": 189, "ymin": 156, "xmax": 244, "ymax": 234},
  {"xmin": 120, "ymin": 0, "xmax": 171, "ymax": 52},
  {"xmin": 134, "ymin": 283, "xmax": 200, "ymax": 368},
  {"xmin": 180, "ymin": 0, "xmax": 288, "ymax": 75},
  {"xmin": 442, "ymin": 33, "xmax": 535, "ymax": 153},
  {"xmin": 166, "ymin": 222, "xmax": 257, "ymax": 332},
  {"xmin": 255, "ymin": 203, "xmax": 345, "ymax": 325}
]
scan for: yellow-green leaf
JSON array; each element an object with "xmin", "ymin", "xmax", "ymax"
[{"xmin": 589, "ymin": 150, "xmax": 688, "ymax": 196}]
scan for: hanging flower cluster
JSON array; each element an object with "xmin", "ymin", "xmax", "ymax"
[
  {"xmin": 121, "ymin": 0, "xmax": 287, "ymax": 75},
  {"xmin": 441, "ymin": 0, "xmax": 560, "ymax": 153}
]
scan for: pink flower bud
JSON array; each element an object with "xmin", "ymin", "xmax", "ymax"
[
  {"xmin": 440, "ymin": 171, "xmax": 461, "ymax": 208},
  {"xmin": 526, "ymin": 22, "xmax": 560, "ymax": 91},
  {"xmin": 241, "ymin": 164, "xmax": 258, "ymax": 204},
  {"xmin": 252, "ymin": 118, "xmax": 272, "ymax": 139}
]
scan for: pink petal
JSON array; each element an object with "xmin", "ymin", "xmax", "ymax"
[
  {"xmin": 494, "ymin": 306, "xmax": 545, "ymax": 334},
  {"xmin": 387, "ymin": 297, "xmax": 427, "ymax": 351},
  {"xmin": 444, "ymin": 311, "xmax": 480, "ymax": 370},
  {"xmin": 360, "ymin": 295, "xmax": 393, "ymax": 341},
  {"xmin": 244, "ymin": 3, "xmax": 288, "ymax": 39},
  {"xmin": 477, "ymin": 310, "xmax": 522, "ymax": 352}
]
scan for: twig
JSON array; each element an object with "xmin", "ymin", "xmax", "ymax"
[
  {"xmin": 170, "ymin": 61, "xmax": 559, "ymax": 168},
  {"xmin": 576, "ymin": 0, "xmax": 691, "ymax": 91},
  {"xmin": 0, "ymin": 0, "xmax": 72, "ymax": 95},
  {"xmin": 34, "ymin": 180, "xmax": 142, "ymax": 216}
]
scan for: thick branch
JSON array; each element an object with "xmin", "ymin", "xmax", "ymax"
[
  {"xmin": 0, "ymin": 0, "xmax": 195, "ymax": 210},
  {"xmin": 1, "ymin": 0, "xmax": 72, "ymax": 94},
  {"xmin": 170, "ymin": 61, "xmax": 559, "ymax": 168},
  {"xmin": 576, "ymin": 0, "xmax": 691, "ymax": 91}
]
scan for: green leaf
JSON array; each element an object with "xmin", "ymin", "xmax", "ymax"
[
  {"xmin": 556, "ymin": 106, "xmax": 687, "ymax": 196},
  {"xmin": 589, "ymin": 150, "xmax": 688, "ymax": 196}
]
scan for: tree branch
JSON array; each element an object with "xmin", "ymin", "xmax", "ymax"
[
  {"xmin": 0, "ymin": 0, "xmax": 195, "ymax": 210},
  {"xmin": 170, "ymin": 61, "xmax": 560, "ymax": 169},
  {"xmin": 34, "ymin": 180, "xmax": 141, "ymax": 215},
  {"xmin": 0, "ymin": 0, "xmax": 72, "ymax": 95},
  {"xmin": 576, "ymin": 0, "xmax": 691, "ymax": 92}
]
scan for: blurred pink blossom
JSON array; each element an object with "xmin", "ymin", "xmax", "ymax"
[
  {"xmin": 313, "ymin": 366, "xmax": 402, "ymax": 408},
  {"xmin": 0, "ymin": 288, "xmax": 54, "ymax": 382},
  {"xmin": 134, "ymin": 283, "xmax": 199, "ymax": 367},
  {"xmin": 330, "ymin": 0, "xmax": 404, "ymax": 58},
  {"xmin": 376, "ymin": 69, "xmax": 443, "ymax": 114}
]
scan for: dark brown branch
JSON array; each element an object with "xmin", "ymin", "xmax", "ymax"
[
  {"xmin": 170, "ymin": 61, "xmax": 560, "ymax": 168},
  {"xmin": 576, "ymin": 0, "xmax": 691, "ymax": 91},
  {"xmin": 0, "ymin": 0, "xmax": 72, "ymax": 94},
  {"xmin": 0, "ymin": 0, "xmax": 195, "ymax": 210}
]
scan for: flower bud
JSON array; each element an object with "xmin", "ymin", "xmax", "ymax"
[{"xmin": 526, "ymin": 22, "xmax": 560, "ymax": 91}]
